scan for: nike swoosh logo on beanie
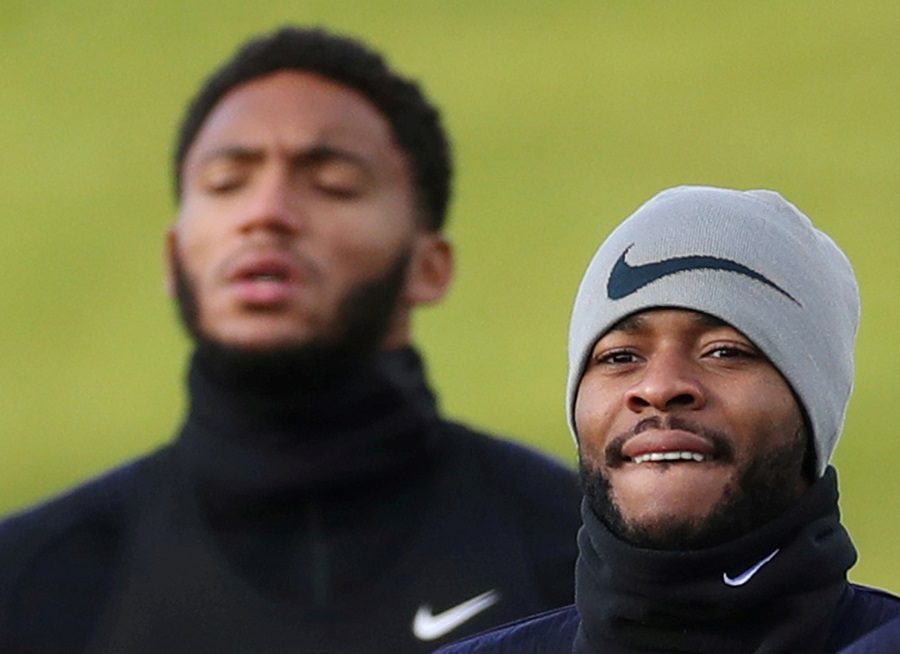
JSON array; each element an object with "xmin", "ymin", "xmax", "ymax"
[{"xmin": 606, "ymin": 244, "xmax": 799, "ymax": 304}]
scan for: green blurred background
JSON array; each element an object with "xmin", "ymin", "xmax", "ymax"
[{"xmin": 2, "ymin": 2, "xmax": 898, "ymax": 590}]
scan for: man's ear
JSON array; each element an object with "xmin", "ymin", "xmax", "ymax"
[
  {"xmin": 164, "ymin": 227, "xmax": 178, "ymax": 297},
  {"xmin": 404, "ymin": 233, "xmax": 454, "ymax": 306}
]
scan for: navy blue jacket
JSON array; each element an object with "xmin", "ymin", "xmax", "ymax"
[{"xmin": 436, "ymin": 584, "xmax": 900, "ymax": 653}]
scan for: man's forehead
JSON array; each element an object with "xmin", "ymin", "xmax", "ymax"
[
  {"xmin": 189, "ymin": 71, "xmax": 397, "ymax": 157},
  {"xmin": 216, "ymin": 70, "xmax": 378, "ymax": 117},
  {"xmin": 605, "ymin": 308, "xmax": 729, "ymax": 335},
  {"xmin": 181, "ymin": 70, "xmax": 411, "ymax": 188}
]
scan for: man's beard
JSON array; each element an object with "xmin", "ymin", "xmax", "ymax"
[
  {"xmin": 171, "ymin": 248, "xmax": 411, "ymax": 388},
  {"xmin": 580, "ymin": 423, "xmax": 809, "ymax": 550}
]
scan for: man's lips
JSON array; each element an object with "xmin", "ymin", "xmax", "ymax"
[
  {"xmin": 605, "ymin": 417, "xmax": 734, "ymax": 468},
  {"xmin": 225, "ymin": 251, "xmax": 310, "ymax": 306},
  {"xmin": 621, "ymin": 430, "xmax": 716, "ymax": 464}
]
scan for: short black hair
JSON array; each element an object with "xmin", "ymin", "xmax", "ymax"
[{"xmin": 174, "ymin": 26, "xmax": 452, "ymax": 230}]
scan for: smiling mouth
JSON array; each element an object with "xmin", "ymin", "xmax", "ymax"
[
  {"xmin": 606, "ymin": 417, "xmax": 734, "ymax": 469},
  {"xmin": 628, "ymin": 451, "xmax": 709, "ymax": 464}
]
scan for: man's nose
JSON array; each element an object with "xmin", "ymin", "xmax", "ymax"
[
  {"xmin": 238, "ymin": 170, "xmax": 304, "ymax": 236},
  {"xmin": 624, "ymin": 352, "xmax": 706, "ymax": 413}
]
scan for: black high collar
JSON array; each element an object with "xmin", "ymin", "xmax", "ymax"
[
  {"xmin": 574, "ymin": 468, "xmax": 857, "ymax": 654},
  {"xmin": 173, "ymin": 346, "xmax": 440, "ymax": 501}
]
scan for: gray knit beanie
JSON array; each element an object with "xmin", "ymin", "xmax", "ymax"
[{"xmin": 567, "ymin": 186, "xmax": 859, "ymax": 477}]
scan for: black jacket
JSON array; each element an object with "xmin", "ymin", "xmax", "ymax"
[
  {"xmin": 0, "ymin": 349, "xmax": 581, "ymax": 653},
  {"xmin": 436, "ymin": 469, "xmax": 900, "ymax": 653}
]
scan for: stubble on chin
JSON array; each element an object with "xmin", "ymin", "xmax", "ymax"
[
  {"xmin": 579, "ymin": 426, "xmax": 808, "ymax": 550},
  {"xmin": 169, "ymin": 246, "xmax": 411, "ymax": 386}
]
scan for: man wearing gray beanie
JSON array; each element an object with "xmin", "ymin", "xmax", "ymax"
[{"xmin": 437, "ymin": 186, "xmax": 900, "ymax": 653}]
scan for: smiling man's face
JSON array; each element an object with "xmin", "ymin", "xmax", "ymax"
[{"xmin": 575, "ymin": 308, "xmax": 810, "ymax": 549}]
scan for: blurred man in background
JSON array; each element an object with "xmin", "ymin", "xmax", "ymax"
[
  {"xmin": 0, "ymin": 27, "xmax": 580, "ymax": 653},
  {"xmin": 438, "ymin": 186, "xmax": 900, "ymax": 653}
]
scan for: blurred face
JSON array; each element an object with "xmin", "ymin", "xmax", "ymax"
[
  {"xmin": 168, "ymin": 71, "xmax": 450, "ymax": 352},
  {"xmin": 576, "ymin": 309, "xmax": 809, "ymax": 548}
]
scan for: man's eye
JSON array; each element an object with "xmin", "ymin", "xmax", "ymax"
[
  {"xmin": 207, "ymin": 178, "xmax": 243, "ymax": 193},
  {"xmin": 313, "ymin": 163, "xmax": 366, "ymax": 198},
  {"xmin": 707, "ymin": 346, "xmax": 753, "ymax": 359},
  {"xmin": 596, "ymin": 350, "xmax": 639, "ymax": 365},
  {"xmin": 201, "ymin": 166, "xmax": 246, "ymax": 194},
  {"xmin": 314, "ymin": 181, "xmax": 362, "ymax": 198}
]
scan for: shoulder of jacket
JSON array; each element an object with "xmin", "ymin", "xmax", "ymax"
[
  {"xmin": 434, "ymin": 604, "xmax": 579, "ymax": 653},
  {"xmin": 439, "ymin": 421, "xmax": 577, "ymax": 486},
  {"xmin": 845, "ymin": 583, "xmax": 900, "ymax": 619},
  {"xmin": 440, "ymin": 421, "xmax": 580, "ymax": 517},
  {"xmin": 0, "ymin": 450, "xmax": 163, "ymax": 567},
  {"xmin": 827, "ymin": 583, "xmax": 900, "ymax": 652},
  {"xmin": 832, "ymin": 617, "xmax": 900, "ymax": 653},
  {"xmin": 0, "ymin": 449, "xmax": 169, "ymax": 641}
]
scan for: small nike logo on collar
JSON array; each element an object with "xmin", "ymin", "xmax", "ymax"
[
  {"xmin": 607, "ymin": 244, "xmax": 799, "ymax": 305},
  {"xmin": 412, "ymin": 589, "xmax": 501, "ymax": 641},
  {"xmin": 723, "ymin": 548, "xmax": 780, "ymax": 587}
]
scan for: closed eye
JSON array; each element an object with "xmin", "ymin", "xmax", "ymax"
[
  {"xmin": 310, "ymin": 157, "xmax": 369, "ymax": 199},
  {"xmin": 313, "ymin": 180, "xmax": 364, "ymax": 199},
  {"xmin": 199, "ymin": 162, "xmax": 249, "ymax": 195},
  {"xmin": 207, "ymin": 178, "xmax": 245, "ymax": 194}
]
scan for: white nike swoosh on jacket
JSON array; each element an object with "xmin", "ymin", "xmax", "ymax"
[{"xmin": 412, "ymin": 589, "xmax": 501, "ymax": 641}]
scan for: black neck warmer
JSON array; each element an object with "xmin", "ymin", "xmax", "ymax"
[
  {"xmin": 574, "ymin": 468, "xmax": 857, "ymax": 654},
  {"xmin": 174, "ymin": 345, "xmax": 440, "ymax": 503}
]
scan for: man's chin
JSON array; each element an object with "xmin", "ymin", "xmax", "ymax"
[
  {"xmin": 589, "ymin": 469, "xmax": 739, "ymax": 550},
  {"xmin": 607, "ymin": 463, "xmax": 731, "ymax": 519},
  {"xmin": 198, "ymin": 311, "xmax": 322, "ymax": 350},
  {"xmin": 204, "ymin": 330, "xmax": 316, "ymax": 354},
  {"xmin": 580, "ymin": 447, "xmax": 807, "ymax": 550}
]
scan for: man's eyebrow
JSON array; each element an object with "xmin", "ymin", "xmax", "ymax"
[
  {"xmin": 195, "ymin": 144, "xmax": 370, "ymax": 169},
  {"xmin": 196, "ymin": 145, "xmax": 264, "ymax": 166},
  {"xmin": 693, "ymin": 312, "xmax": 728, "ymax": 329},
  {"xmin": 607, "ymin": 313, "xmax": 644, "ymax": 333},
  {"xmin": 296, "ymin": 144, "xmax": 370, "ymax": 169},
  {"xmin": 604, "ymin": 311, "xmax": 728, "ymax": 334}
]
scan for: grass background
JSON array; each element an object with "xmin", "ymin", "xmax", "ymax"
[{"xmin": 2, "ymin": 2, "xmax": 898, "ymax": 591}]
